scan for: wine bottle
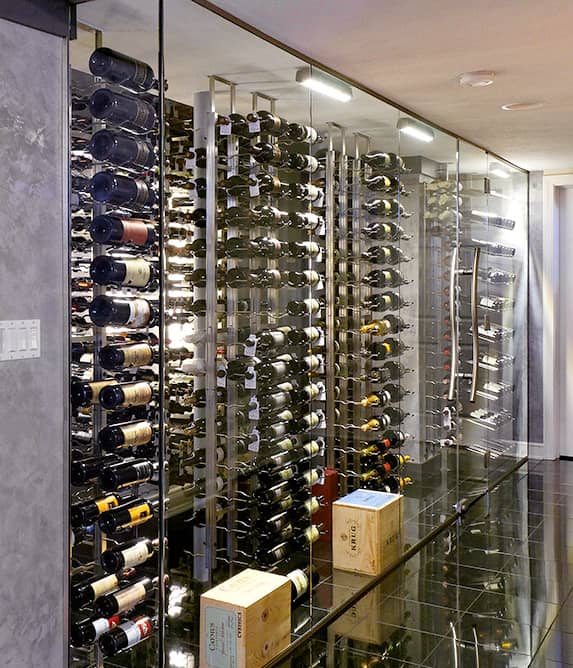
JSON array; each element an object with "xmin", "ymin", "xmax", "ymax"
[
  {"xmin": 287, "ymin": 211, "xmax": 325, "ymax": 231},
  {"xmin": 364, "ymin": 174, "xmax": 401, "ymax": 192},
  {"xmin": 221, "ymin": 174, "xmax": 252, "ymax": 197},
  {"xmin": 90, "ymin": 256, "xmax": 156, "ymax": 288},
  {"xmin": 379, "ymin": 453, "xmax": 410, "ymax": 474},
  {"xmin": 287, "ymin": 270, "xmax": 321, "ymax": 288},
  {"xmin": 290, "ymin": 410, "xmax": 325, "ymax": 433},
  {"xmin": 379, "ymin": 429, "xmax": 407, "ymax": 449},
  {"xmin": 71, "ymin": 615, "xmax": 121, "ymax": 647},
  {"xmin": 362, "ymin": 245, "xmax": 407, "ymax": 265},
  {"xmin": 287, "ymin": 123, "xmax": 319, "ymax": 143},
  {"xmin": 71, "ymin": 569, "xmax": 137, "ymax": 610},
  {"xmin": 361, "ymin": 268, "xmax": 406, "ymax": 288},
  {"xmin": 100, "ymin": 459, "xmax": 157, "ymax": 491},
  {"xmin": 250, "ymin": 173, "xmax": 290, "ymax": 197},
  {"xmin": 363, "ymin": 152, "xmax": 404, "ymax": 171},
  {"xmin": 286, "ymin": 566, "xmax": 321, "ymax": 606},
  {"xmin": 362, "ymin": 291, "xmax": 403, "ymax": 311},
  {"xmin": 99, "ymin": 497, "xmax": 156, "ymax": 533},
  {"xmin": 288, "ymin": 240, "xmax": 322, "ymax": 259},
  {"xmin": 99, "ymin": 381, "xmax": 153, "ymax": 410},
  {"xmin": 224, "ymin": 204, "xmax": 289, "ymax": 228},
  {"xmin": 90, "ymin": 171, "xmax": 156, "ymax": 208},
  {"xmin": 288, "ymin": 182, "xmax": 324, "ymax": 202},
  {"xmin": 101, "ymin": 537, "xmax": 159, "ymax": 573},
  {"xmin": 243, "ymin": 327, "xmax": 292, "ymax": 352},
  {"xmin": 89, "ymin": 88, "xmax": 156, "ymax": 134},
  {"xmin": 381, "ymin": 475, "xmax": 412, "ymax": 493},
  {"xmin": 71, "ymin": 453, "xmax": 122, "ymax": 486},
  {"xmin": 89, "ymin": 214, "xmax": 156, "ymax": 247},
  {"xmin": 360, "ymin": 389, "xmax": 392, "ymax": 408},
  {"xmin": 366, "ymin": 338, "xmax": 407, "ymax": 360},
  {"xmin": 360, "ymin": 315, "xmax": 406, "ymax": 336},
  {"xmin": 249, "ymin": 142, "xmax": 289, "ymax": 166},
  {"xmin": 247, "ymin": 110, "xmax": 288, "ymax": 136},
  {"xmin": 287, "ymin": 297, "xmax": 324, "ymax": 317},
  {"xmin": 89, "ymin": 47, "xmax": 156, "ymax": 92},
  {"xmin": 286, "ymin": 152, "xmax": 320, "ymax": 173},
  {"xmin": 89, "ymin": 296, "xmax": 156, "ymax": 328},
  {"xmin": 99, "ymin": 616, "xmax": 154, "ymax": 657},
  {"xmin": 94, "ymin": 576, "xmax": 158, "ymax": 617},
  {"xmin": 287, "ymin": 326, "xmax": 323, "ymax": 346},
  {"xmin": 367, "ymin": 361, "xmax": 408, "ymax": 383},
  {"xmin": 71, "ymin": 494, "xmax": 119, "ymax": 528},
  {"xmin": 217, "ymin": 113, "xmax": 251, "ymax": 137},
  {"xmin": 99, "ymin": 343, "xmax": 155, "ymax": 370},
  {"xmin": 256, "ymin": 388, "xmax": 294, "ymax": 412},
  {"xmin": 253, "ymin": 236, "xmax": 288, "ymax": 258},
  {"xmin": 362, "ymin": 221, "xmax": 405, "ymax": 241},
  {"xmin": 88, "ymin": 129, "xmax": 155, "ymax": 170},
  {"xmin": 224, "ymin": 236, "xmax": 257, "ymax": 258},
  {"xmin": 71, "ymin": 378, "xmax": 117, "ymax": 408}
]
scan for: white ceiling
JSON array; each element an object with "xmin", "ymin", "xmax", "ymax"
[
  {"xmin": 204, "ymin": 0, "xmax": 573, "ymax": 172},
  {"xmin": 75, "ymin": 0, "xmax": 573, "ymax": 172}
]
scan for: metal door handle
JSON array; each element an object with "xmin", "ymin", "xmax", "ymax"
[
  {"xmin": 447, "ymin": 246, "xmax": 459, "ymax": 401},
  {"xmin": 469, "ymin": 248, "xmax": 481, "ymax": 403}
]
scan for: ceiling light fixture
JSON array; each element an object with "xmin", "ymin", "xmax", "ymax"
[
  {"xmin": 501, "ymin": 101, "xmax": 544, "ymax": 111},
  {"xmin": 296, "ymin": 67, "xmax": 353, "ymax": 102},
  {"xmin": 489, "ymin": 162, "xmax": 511, "ymax": 178},
  {"xmin": 397, "ymin": 117, "xmax": 435, "ymax": 143},
  {"xmin": 459, "ymin": 70, "xmax": 496, "ymax": 87}
]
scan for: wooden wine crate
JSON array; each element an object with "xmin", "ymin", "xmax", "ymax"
[
  {"xmin": 200, "ymin": 568, "xmax": 291, "ymax": 668},
  {"xmin": 331, "ymin": 569, "xmax": 403, "ymax": 644},
  {"xmin": 332, "ymin": 489, "xmax": 403, "ymax": 575}
]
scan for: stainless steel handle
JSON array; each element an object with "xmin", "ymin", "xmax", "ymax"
[
  {"xmin": 447, "ymin": 246, "xmax": 459, "ymax": 401},
  {"xmin": 469, "ymin": 247, "xmax": 481, "ymax": 403}
]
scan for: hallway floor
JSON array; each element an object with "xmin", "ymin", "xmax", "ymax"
[{"xmin": 281, "ymin": 459, "xmax": 573, "ymax": 667}]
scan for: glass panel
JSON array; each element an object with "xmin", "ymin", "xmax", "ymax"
[{"xmin": 70, "ymin": 2, "xmax": 162, "ymax": 666}]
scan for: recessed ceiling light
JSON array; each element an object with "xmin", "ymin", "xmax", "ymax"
[
  {"xmin": 458, "ymin": 70, "xmax": 496, "ymax": 87},
  {"xmin": 501, "ymin": 101, "xmax": 544, "ymax": 111}
]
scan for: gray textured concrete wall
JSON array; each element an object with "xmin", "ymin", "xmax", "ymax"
[{"xmin": 0, "ymin": 18, "xmax": 68, "ymax": 667}]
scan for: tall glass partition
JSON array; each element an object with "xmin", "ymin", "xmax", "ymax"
[{"xmin": 66, "ymin": 2, "xmax": 530, "ymax": 666}]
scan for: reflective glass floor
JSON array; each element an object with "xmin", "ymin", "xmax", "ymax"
[{"xmin": 273, "ymin": 459, "xmax": 573, "ymax": 667}]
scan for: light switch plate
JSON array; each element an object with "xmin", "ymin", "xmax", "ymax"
[{"xmin": 0, "ymin": 320, "xmax": 41, "ymax": 361}]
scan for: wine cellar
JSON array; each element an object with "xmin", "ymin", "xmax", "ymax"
[{"xmin": 0, "ymin": 1, "xmax": 531, "ymax": 667}]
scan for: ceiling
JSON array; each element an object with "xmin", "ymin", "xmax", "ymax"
[
  {"xmin": 202, "ymin": 0, "xmax": 573, "ymax": 172},
  {"xmin": 74, "ymin": 0, "xmax": 571, "ymax": 172}
]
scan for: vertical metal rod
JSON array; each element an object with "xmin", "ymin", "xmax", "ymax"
[
  {"xmin": 157, "ymin": 1, "xmax": 167, "ymax": 664},
  {"xmin": 324, "ymin": 132, "xmax": 337, "ymax": 472},
  {"xmin": 204, "ymin": 92, "xmax": 219, "ymax": 576}
]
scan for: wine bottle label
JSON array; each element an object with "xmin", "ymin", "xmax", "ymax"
[
  {"xmin": 121, "ymin": 421, "xmax": 153, "ymax": 446},
  {"xmin": 123, "ymin": 617, "xmax": 153, "ymax": 648},
  {"xmin": 304, "ymin": 469, "xmax": 320, "ymax": 486},
  {"xmin": 113, "ymin": 581, "xmax": 148, "ymax": 612},
  {"xmin": 92, "ymin": 615, "xmax": 120, "ymax": 640},
  {"xmin": 304, "ymin": 299, "xmax": 320, "ymax": 314},
  {"xmin": 121, "ymin": 382, "xmax": 153, "ymax": 406},
  {"xmin": 121, "ymin": 542, "xmax": 153, "ymax": 568},
  {"xmin": 123, "ymin": 259, "xmax": 152, "ymax": 287},
  {"xmin": 303, "ymin": 441, "xmax": 321, "ymax": 457},
  {"xmin": 119, "ymin": 220, "xmax": 150, "ymax": 245},
  {"xmin": 133, "ymin": 180, "xmax": 151, "ymax": 207},
  {"xmin": 304, "ymin": 497, "xmax": 320, "ymax": 515},
  {"xmin": 305, "ymin": 184, "xmax": 320, "ymax": 200},
  {"xmin": 90, "ymin": 574, "xmax": 120, "ymax": 599},
  {"xmin": 306, "ymin": 127, "xmax": 318, "ymax": 143},
  {"xmin": 127, "ymin": 300, "xmax": 151, "ymax": 328},
  {"xmin": 271, "ymin": 544, "xmax": 289, "ymax": 561},
  {"xmin": 95, "ymin": 495, "xmax": 120, "ymax": 514},
  {"xmin": 127, "ymin": 502, "xmax": 152, "ymax": 525},
  {"xmin": 90, "ymin": 380, "xmax": 117, "ymax": 402},
  {"xmin": 278, "ymin": 467, "xmax": 296, "ymax": 482},
  {"xmin": 287, "ymin": 569, "xmax": 309, "ymax": 599},
  {"xmin": 122, "ymin": 343, "xmax": 154, "ymax": 367},
  {"xmin": 278, "ymin": 494, "xmax": 294, "ymax": 510},
  {"xmin": 305, "ymin": 525, "xmax": 320, "ymax": 544},
  {"xmin": 270, "ymin": 176, "xmax": 282, "ymax": 195},
  {"xmin": 302, "ymin": 156, "xmax": 319, "ymax": 172}
]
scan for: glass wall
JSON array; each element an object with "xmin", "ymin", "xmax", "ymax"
[{"xmin": 67, "ymin": 2, "xmax": 529, "ymax": 666}]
